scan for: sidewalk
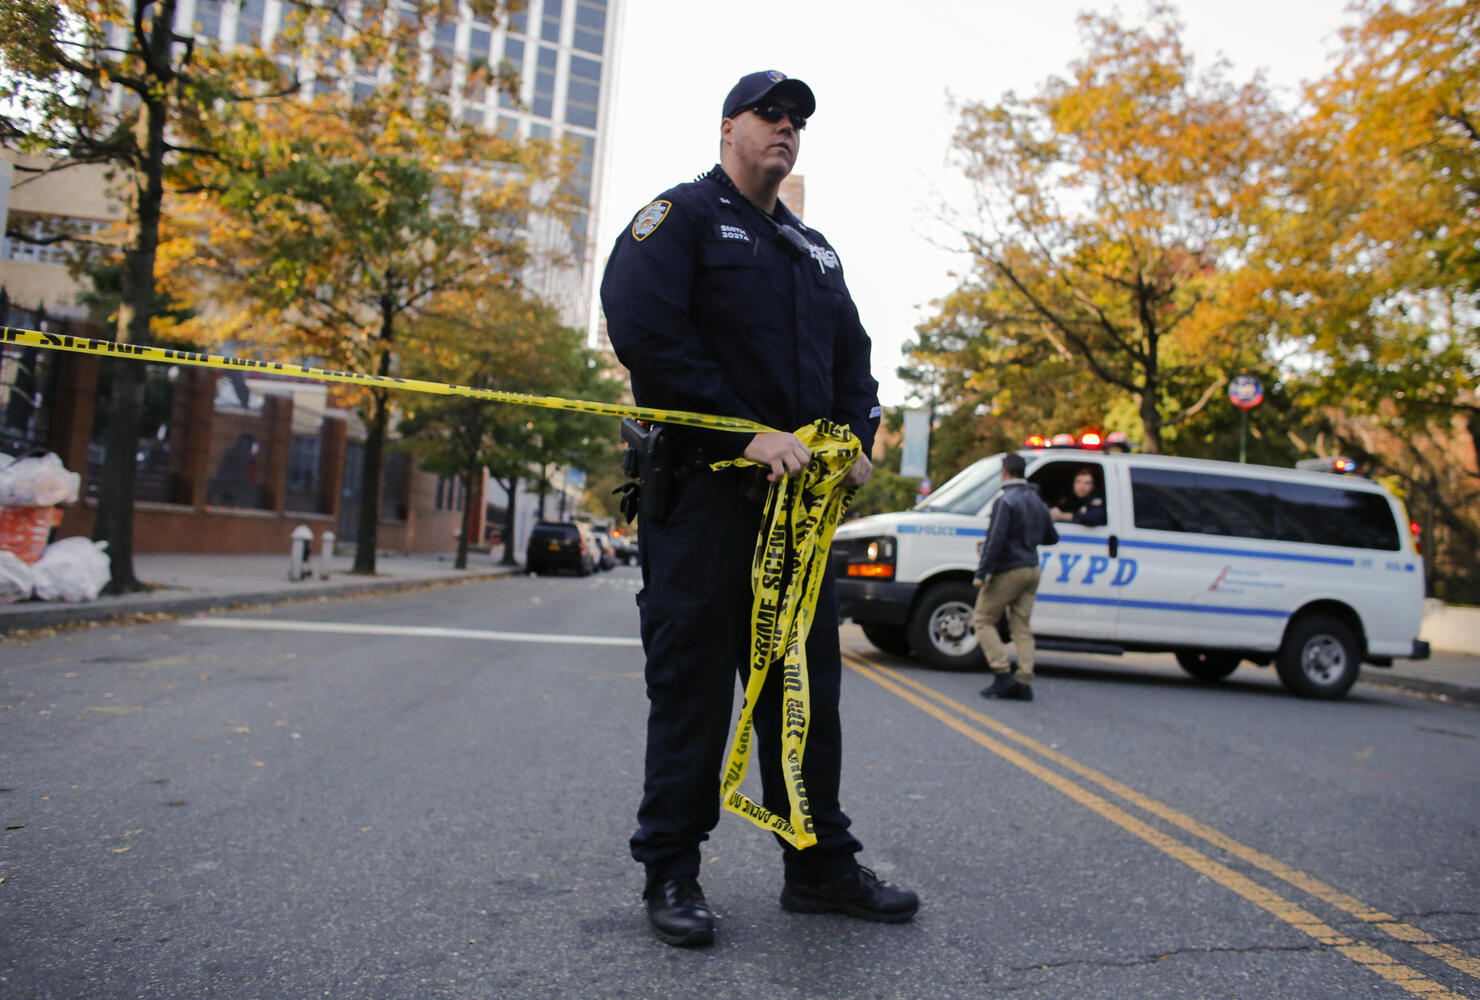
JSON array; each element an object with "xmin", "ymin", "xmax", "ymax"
[
  {"xmin": 1, "ymin": 551, "xmax": 1476, "ymax": 705},
  {"xmin": 0, "ymin": 550, "xmax": 523, "ymax": 634}
]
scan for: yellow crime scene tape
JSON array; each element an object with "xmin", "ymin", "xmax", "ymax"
[
  {"xmin": 712, "ymin": 420, "xmax": 859, "ymax": 849},
  {"xmin": 1, "ymin": 325, "xmax": 858, "ymax": 849}
]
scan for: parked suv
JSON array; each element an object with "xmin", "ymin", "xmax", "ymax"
[{"xmin": 526, "ymin": 521, "xmax": 595, "ymax": 576}]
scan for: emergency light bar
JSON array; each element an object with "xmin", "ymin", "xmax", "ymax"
[
  {"xmin": 1022, "ymin": 430, "xmax": 1132, "ymax": 452},
  {"xmin": 1295, "ymin": 456, "xmax": 1359, "ymax": 475}
]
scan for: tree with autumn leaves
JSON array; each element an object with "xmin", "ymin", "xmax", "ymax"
[
  {"xmin": 1271, "ymin": 0, "xmax": 1478, "ymax": 595},
  {"xmin": 930, "ymin": 4, "xmax": 1280, "ymax": 457},
  {"xmin": 395, "ymin": 294, "xmax": 622, "ymax": 570},
  {"xmin": 915, "ymin": 0, "xmax": 1478, "ymax": 598},
  {"xmin": 164, "ymin": 74, "xmax": 578, "ymax": 575},
  {"xmin": 1, "ymin": 0, "xmax": 540, "ymax": 586}
]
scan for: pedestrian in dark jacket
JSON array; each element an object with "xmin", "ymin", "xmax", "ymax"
[{"xmin": 972, "ymin": 453, "xmax": 1059, "ymax": 702}]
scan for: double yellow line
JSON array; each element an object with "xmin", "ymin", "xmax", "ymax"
[{"xmin": 844, "ymin": 653, "xmax": 1478, "ymax": 998}]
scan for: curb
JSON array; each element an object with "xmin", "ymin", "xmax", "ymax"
[
  {"xmin": 1357, "ymin": 673, "xmax": 1480, "ymax": 706},
  {"xmin": 0, "ymin": 567, "xmax": 520, "ymax": 636}
]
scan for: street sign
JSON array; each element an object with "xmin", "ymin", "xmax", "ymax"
[
  {"xmin": 1229, "ymin": 375, "xmax": 1264, "ymax": 411},
  {"xmin": 900, "ymin": 409, "xmax": 930, "ymax": 478}
]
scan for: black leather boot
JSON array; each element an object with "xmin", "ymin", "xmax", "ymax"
[
  {"xmin": 780, "ymin": 866, "xmax": 918, "ymax": 922},
  {"xmin": 643, "ymin": 877, "xmax": 715, "ymax": 947}
]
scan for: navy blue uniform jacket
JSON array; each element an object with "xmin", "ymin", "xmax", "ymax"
[{"xmin": 600, "ymin": 166, "xmax": 880, "ymax": 460}]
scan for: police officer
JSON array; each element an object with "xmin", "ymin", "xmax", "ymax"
[
  {"xmin": 600, "ymin": 70, "xmax": 918, "ymax": 947},
  {"xmin": 1050, "ymin": 465, "xmax": 1107, "ymax": 527}
]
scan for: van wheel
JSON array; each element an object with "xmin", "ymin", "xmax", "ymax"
[
  {"xmin": 1276, "ymin": 615, "xmax": 1360, "ymax": 699},
  {"xmin": 907, "ymin": 582, "xmax": 982, "ymax": 671},
  {"xmin": 1175, "ymin": 650, "xmax": 1241, "ymax": 681},
  {"xmin": 862, "ymin": 624, "xmax": 912, "ymax": 657}
]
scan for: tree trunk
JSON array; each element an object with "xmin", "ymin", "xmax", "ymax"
[
  {"xmin": 499, "ymin": 475, "xmax": 519, "ymax": 566},
  {"xmin": 455, "ymin": 470, "xmax": 473, "ymax": 570},
  {"xmin": 97, "ymin": 58, "xmax": 171, "ymax": 594},
  {"xmin": 1467, "ymin": 407, "xmax": 1480, "ymax": 487},
  {"xmin": 1138, "ymin": 389, "xmax": 1162, "ymax": 454},
  {"xmin": 353, "ymin": 386, "xmax": 389, "ymax": 575},
  {"xmin": 96, "ymin": 359, "xmax": 145, "ymax": 593}
]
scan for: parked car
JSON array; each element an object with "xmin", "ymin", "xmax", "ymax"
[
  {"xmin": 590, "ymin": 529, "xmax": 617, "ymax": 571},
  {"xmin": 834, "ymin": 445, "xmax": 1429, "ymax": 699},
  {"xmin": 526, "ymin": 521, "xmax": 595, "ymax": 576}
]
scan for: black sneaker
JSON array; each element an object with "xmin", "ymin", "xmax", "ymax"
[
  {"xmin": 980, "ymin": 672, "xmax": 1015, "ymax": 698},
  {"xmin": 780, "ymin": 866, "xmax": 919, "ymax": 923},
  {"xmin": 643, "ymin": 877, "xmax": 715, "ymax": 947},
  {"xmin": 997, "ymin": 679, "xmax": 1034, "ymax": 701}
]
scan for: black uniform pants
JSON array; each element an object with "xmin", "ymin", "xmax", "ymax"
[{"xmin": 630, "ymin": 467, "xmax": 863, "ymax": 884}]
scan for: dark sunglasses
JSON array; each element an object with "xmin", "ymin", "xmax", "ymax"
[{"xmin": 748, "ymin": 103, "xmax": 807, "ymax": 131}]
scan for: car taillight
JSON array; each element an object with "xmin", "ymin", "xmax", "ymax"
[{"xmin": 1410, "ymin": 521, "xmax": 1422, "ymax": 555}]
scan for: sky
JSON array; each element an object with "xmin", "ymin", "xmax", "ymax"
[{"xmin": 592, "ymin": 0, "xmax": 1358, "ymax": 408}]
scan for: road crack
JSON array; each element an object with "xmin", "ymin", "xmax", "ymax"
[{"xmin": 1010, "ymin": 941, "xmax": 1323, "ymax": 972}]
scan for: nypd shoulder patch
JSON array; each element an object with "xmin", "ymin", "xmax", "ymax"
[{"xmin": 632, "ymin": 200, "xmax": 671, "ymax": 242}]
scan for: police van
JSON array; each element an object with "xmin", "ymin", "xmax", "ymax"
[{"xmin": 833, "ymin": 446, "xmax": 1430, "ymax": 699}]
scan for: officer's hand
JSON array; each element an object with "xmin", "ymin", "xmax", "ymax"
[
  {"xmin": 972, "ymin": 577, "xmax": 985, "ymax": 589},
  {"xmin": 745, "ymin": 432, "xmax": 812, "ymax": 482},
  {"xmin": 843, "ymin": 452, "xmax": 872, "ymax": 489}
]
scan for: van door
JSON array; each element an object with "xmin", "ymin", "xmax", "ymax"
[{"xmin": 1026, "ymin": 457, "xmax": 1120, "ymax": 642}]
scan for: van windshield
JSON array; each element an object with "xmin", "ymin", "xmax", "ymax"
[{"xmin": 917, "ymin": 456, "xmax": 1003, "ymax": 515}]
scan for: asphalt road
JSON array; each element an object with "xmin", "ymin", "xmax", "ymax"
[{"xmin": 1, "ymin": 567, "xmax": 1476, "ymax": 999}]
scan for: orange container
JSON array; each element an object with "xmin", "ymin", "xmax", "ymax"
[{"xmin": 0, "ymin": 506, "xmax": 64, "ymax": 564}]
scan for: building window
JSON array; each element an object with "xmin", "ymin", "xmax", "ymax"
[
  {"xmin": 564, "ymin": 54, "xmax": 600, "ymax": 128},
  {"xmin": 540, "ymin": 0, "xmax": 563, "ymax": 43},
  {"xmin": 381, "ymin": 451, "xmax": 409, "ymax": 522},
  {"xmin": 236, "ymin": 0, "xmax": 266, "ymax": 45},
  {"xmin": 573, "ymin": 0, "xmax": 605, "ymax": 54},
  {"xmin": 433, "ymin": 18, "xmax": 458, "ymax": 54},
  {"xmin": 195, "ymin": 0, "xmax": 224, "ymax": 40},
  {"xmin": 571, "ymin": 133, "xmax": 595, "ymax": 201},
  {"xmin": 468, "ymin": 22, "xmax": 492, "ymax": 64},
  {"xmin": 0, "ymin": 216, "xmax": 110, "ymax": 266},
  {"xmin": 499, "ymin": 36, "xmax": 526, "ymax": 108},
  {"xmin": 435, "ymin": 475, "xmax": 465, "ymax": 512},
  {"xmin": 531, "ymin": 45, "xmax": 557, "ymax": 119},
  {"xmin": 285, "ymin": 433, "xmax": 323, "ymax": 513}
]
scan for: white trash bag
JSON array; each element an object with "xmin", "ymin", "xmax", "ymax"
[
  {"xmin": 0, "ymin": 550, "xmax": 34, "ymax": 604},
  {"xmin": 31, "ymin": 537, "xmax": 111, "ymax": 602},
  {"xmin": 0, "ymin": 452, "xmax": 82, "ymax": 507}
]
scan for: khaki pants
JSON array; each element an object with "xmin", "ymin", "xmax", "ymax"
[{"xmin": 971, "ymin": 565, "xmax": 1040, "ymax": 682}]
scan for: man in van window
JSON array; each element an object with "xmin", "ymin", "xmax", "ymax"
[
  {"xmin": 973, "ymin": 452, "xmax": 1059, "ymax": 702},
  {"xmin": 1050, "ymin": 465, "xmax": 1107, "ymax": 527}
]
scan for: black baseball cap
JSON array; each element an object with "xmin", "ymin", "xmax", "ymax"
[{"xmin": 722, "ymin": 70, "xmax": 816, "ymax": 121}]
